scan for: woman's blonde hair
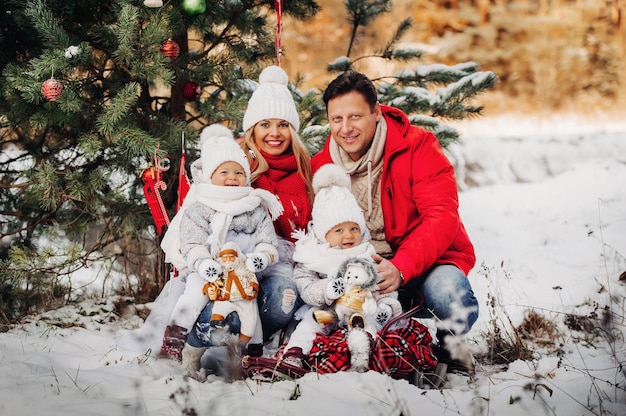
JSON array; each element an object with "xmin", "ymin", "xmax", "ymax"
[{"xmin": 240, "ymin": 124, "xmax": 313, "ymax": 204}]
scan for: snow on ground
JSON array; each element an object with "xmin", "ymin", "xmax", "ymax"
[{"xmin": 1, "ymin": 114, "xmax": 625, "ymax": 416}]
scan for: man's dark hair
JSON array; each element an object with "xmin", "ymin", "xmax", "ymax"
[{"xmin": 322, "ymin": 70, "xmax": 378, "ymax": 111}]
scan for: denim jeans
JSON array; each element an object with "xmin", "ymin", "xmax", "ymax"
[
  {"xmin": 186, "ymin": 274, "xmax": 302, "ymax": 348},
  {"xmin": 404, "ymin": 264, "xmax": 479, "ymax": 340}
]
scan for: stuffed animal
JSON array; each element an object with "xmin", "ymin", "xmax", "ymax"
[
  {"xmin": 313, "ymin": 256, "xmax": 403, "ymax": 331},
  {"xmin": 333, "ymin": 257, "xmax": 378, "ymax": 324},
  {"xmin": 312, "ymin": 257, "xmax": 377, "ymax": 329},
  {"xmin": 201, "ymin": 242, "xmax": 259, "ymax": 345}
]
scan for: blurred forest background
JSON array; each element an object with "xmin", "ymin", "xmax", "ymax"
[{"xmin": 280, "ymin": 0, "xmax": 625, "ymax": 116}]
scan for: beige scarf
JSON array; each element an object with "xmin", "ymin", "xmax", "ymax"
[{"xmin": 329, "ymin": 118, "xmax": 392, "ymax": 256}]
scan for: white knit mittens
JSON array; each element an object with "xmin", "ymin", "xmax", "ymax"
[
  {"xmin": 326, "ymin": 278, "xmax": 345, "ymax": 300},
  {"xmin": 198, "ymin": 259, "xmax": 222, "ymax": 282},
  {"xmin": 245, "ymin": 252, "xmax": 270, "ymax": 272}
]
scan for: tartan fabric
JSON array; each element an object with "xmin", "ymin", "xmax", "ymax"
[
  {"xmin": 370, "ymin": 318, "xmax": 438, "ymax": 378},
  {"xmin": 307, "ymin": 327, "xmax": 353, "ymax": 374},
  {"xmin": 301, "ymin": 318, "xmax": 437, "ymax": 378}
]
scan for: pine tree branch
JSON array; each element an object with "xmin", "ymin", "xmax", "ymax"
[{"xmin": 25, "ymin": 0, "xmax": 71, "ymax": 49}]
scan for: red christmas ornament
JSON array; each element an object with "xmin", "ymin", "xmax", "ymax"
[
  {"xmin": 160, "ymin": 39, "xmax": 180, "ymax": 59},
  {"xmin": 182, "ymin": 81, "xmax": 201, "ymax": 100},
  {"xmin": 41, "ymin": 78, "xmax": 64, "ymax": 101},
  {"xmin": 141, "ymin": 166, "xmax": 159, "ymax": 183}
]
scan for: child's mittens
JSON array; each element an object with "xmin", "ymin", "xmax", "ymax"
[
  {"xmin": 245, "ymin": 252, "xmax": 270, "ymax": 272},
  {"xmin": 325, "ymin": 278, "xmax": 345, "ymax": 300},
  {"xmin": 374, "ymin": 303, "xmax": 393, "ymax": 327},
  {"xmin": 197, "ymin": 258, "xmax": 222, "ymax": 282}
]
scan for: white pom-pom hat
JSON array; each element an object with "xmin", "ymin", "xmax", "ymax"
[
  {"xmin": 242, "ymin": 66, "xmax": 300, "ymax": 132},
  {"xmin": 311, "ymin": 164, "xmax": 366, "ymax": 242},
  {"xmin": 199, "ymin": 124, "xmax": 250, "ymax": 184}
]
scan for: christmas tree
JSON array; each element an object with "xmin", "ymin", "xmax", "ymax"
[{"xmin": 0, "ymin": 0, "xmax": 496, "ymax": 323}]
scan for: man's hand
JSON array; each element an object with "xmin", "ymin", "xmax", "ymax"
[{"xmin": 371, "ymin": 253, "xmax": 403, "ymax": 294}]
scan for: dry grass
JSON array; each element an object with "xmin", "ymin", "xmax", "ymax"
[{"xmin": 282, "ymin": 0, "xmax": 626, "ymax": 118}]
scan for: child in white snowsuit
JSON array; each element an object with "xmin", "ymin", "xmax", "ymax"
[
  {"xmin": 160, "ymin": 124, "xmax": 283, "ymax": 362},
  {"xmin": 282, "ymin": 164, "xmax": 402, "ymax": 367}
]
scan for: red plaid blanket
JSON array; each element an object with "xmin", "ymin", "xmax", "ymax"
[{"xmin": 304, "ymin": 318, "xmax": 437, "ymax": 378}]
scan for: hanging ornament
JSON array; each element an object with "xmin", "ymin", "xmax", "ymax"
[
  {"xmin": 141, "ymin": 154, "xmax": 172, "ymax": 235},
  {"xmin": 41, "ymin": 77, "xmax": 64, "ymax": 101},
  {"xmin": 144, "ymin": 0, "xmax": 163, "ymax": 7},
  {"xmin": 181, "ymin": 0, "xmax": 206, "ymax": 16},
  {"xmin": 141, "ymin": 166, "xmax": 159, "ymax": 184},
  {"xmin": 161, "ymin": 39, "xmax": 180, "ymax": 60},
  {"xmin": 182, "ymin": 81, "xmax": 201, "ymax": 101}
]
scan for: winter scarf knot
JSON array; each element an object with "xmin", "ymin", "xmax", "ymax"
[{"xmin": 195, "ymin": 183, "xmax": 283, "ymax": 253}]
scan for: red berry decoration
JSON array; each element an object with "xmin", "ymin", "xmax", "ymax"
[
  {"xmin": 182, "ymin": 81, "xmax": 201, "ymax": 100},
  {"xmin": 41, "ymin": 78, "xmax": 64, "ymax": 101},
  {"xmin": 160, "ymin": 39, "xmax": 180, "ymax": 59}
]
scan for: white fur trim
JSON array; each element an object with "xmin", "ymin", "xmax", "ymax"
[{"xmin": 347, "ymin": 327, "xmax": 370, "ymax": 372}]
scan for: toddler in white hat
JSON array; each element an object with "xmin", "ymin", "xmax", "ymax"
[
  {"xmin": 281, "ymin": 164, "xmax": 402, "ymax": 368},
  {"xmin": 159, "ymin": 124, "xmax": 284, "ymax": 368}
]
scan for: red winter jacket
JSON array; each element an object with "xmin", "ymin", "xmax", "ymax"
[{"xmin": 311, "ymin": 105, "xmax": 475, "ymax": 281}]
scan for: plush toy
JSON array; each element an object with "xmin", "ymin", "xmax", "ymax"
[
  {"xmin": 312, "ymin": 257, "xmax": 376, "ymax": 329},
  {"xmin": 201, "ymin": 241, "xmax": 259, "ymax": 345},
  {"xmin": 314, "ymin": 256, "xmax": 403, "ymax": 332},
  {"xmin": 333, "ymin": 257, "xmax": 378, "ymax": 325}
]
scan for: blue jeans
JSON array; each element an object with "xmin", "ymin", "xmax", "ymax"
[
  {"xmin": 404, "ymin": 264, "xmax": 479, "ymax": 340},
  {"xmin": 186, "ymin": 274, "xmax": 302, "ymax": 348}
]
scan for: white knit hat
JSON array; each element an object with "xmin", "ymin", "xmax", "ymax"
[
  {"xmin": 311, "ymin": 164, "xmax": 366, "ymax": 242},
  {"xmin": 199, "ymin": 124, "xmax": 250, "ymax": 184},
  {"xmin": 242, "ymin": 66, "xmax": 300, "ymax": 132}
]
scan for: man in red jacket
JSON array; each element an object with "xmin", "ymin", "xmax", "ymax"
[{"xmin": 311, "ymin": 70, "xmax": 479, "ymax": 373}]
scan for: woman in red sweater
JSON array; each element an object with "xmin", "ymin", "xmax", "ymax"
[{"xmin": 237, "ymin": 65, "xmax": 313, "ymax": 342}]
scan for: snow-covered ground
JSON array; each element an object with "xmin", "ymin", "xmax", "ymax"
[{"xmin": 1, "ymin": 114, "xmax": 625, "ymax": 416}]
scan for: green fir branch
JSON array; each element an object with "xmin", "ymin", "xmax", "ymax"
[
  {"xmin": 95, "ymin": 82, "xmax": 141, "ymax": 136},
  {"xmin": 25, "ymin": 0, "xmax": 71, "ymax": 49},
  {"xmin": 111, "ymin": 4, "xmax": 140, "ymax": 68},
  {"xmin": 380, "ymin": 18, "xmax": 414, "ymax": 60}
]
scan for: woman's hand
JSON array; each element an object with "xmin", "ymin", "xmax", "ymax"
[{"xmin": 371, "ymin": 253, "xmax": 402, "ymax": 294}]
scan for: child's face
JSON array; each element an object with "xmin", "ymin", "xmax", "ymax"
[
  {"xmin": 211, "ymin": 161, "xmax": 247, "ymax": 186},
  {"xmin": 253, "ymin": 119, "xmax": 292, "ymax": 156},
  {"xmin": 325, "ymin": 221, "xmax": 362, "ymax": 249}
]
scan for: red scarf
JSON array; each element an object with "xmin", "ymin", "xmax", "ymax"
[{"xmin": 253, "ymin": 151, "xmax": 311, "ymax": 242}]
